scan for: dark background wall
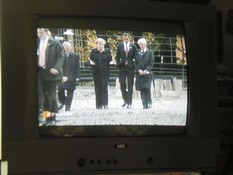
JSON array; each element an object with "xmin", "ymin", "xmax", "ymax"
[{"xmin": 211, "ymin": 0, "xmax": 233, "ymax": 67}]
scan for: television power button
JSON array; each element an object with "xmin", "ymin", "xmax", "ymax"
[
  {"xmin": 77, "ymin": 158, "xmax": 86, "ymax": 167},
  {"xmin": 147, "ymin": 157, "xmax": 154, "ymax": 165}
]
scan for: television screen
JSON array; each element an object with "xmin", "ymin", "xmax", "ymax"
[
  {"xmin": 37, "ymin": 19, "xmax": 188, "ymax": 137},
  {"xmin": 1, "ymin": 1, "xmax": 219, "ymax": 174}
]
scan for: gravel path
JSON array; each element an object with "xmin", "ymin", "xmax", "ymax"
[{"xmin": 39, "ymin": 86, "xmax": 187, "ymax": 126}]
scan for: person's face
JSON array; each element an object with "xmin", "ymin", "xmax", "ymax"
[
  {"xmin": 123, "ymin": 36, "xmax": 129, "ymax": 43},
  {"xmin": 97, "ymin": 42, "xmax": 105, "ymax": 51},
  {"xmin": 139, "ymin": 42, "xmax": 146, "ymax": 49},
  {"xmin": 37, "ymin": 28, "xmax": 47, "ymax": 40},
  {"xmin": 64, "ymin": 44, "xmax": 72, "ymax": 52}
]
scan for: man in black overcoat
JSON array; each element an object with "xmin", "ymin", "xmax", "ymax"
[
  {"xmin": 58, "ymin": 41, "xmax": 81, "ymax": 111},
  {"xmin": 134, "ymin": 38, "xmax": 154, "ymax": 109}
]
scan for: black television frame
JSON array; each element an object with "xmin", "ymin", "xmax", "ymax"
[{"xmin": 1, "ymin": 0, "xmax": 219, "ymax": 174}]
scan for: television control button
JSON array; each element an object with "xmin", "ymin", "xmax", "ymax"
[
  {"xmin": 147, "ymin": 157, "xmax": 154, "ymax": 164},
  {"xmin": 90, "ymin": 160, "xmax": 95, "ymax": 164},
  {"xmin": 77, "ymin": 158, "xmax": 86, "ymax": 167},
  {"xmin": 113, "ymin": 159, "xmax": 118, "ymax": 164},
  {"xmin": 106, "ymin": 159, "xmax": 111, "ymax": 164},
  {"xmin": 97, "ymin": 159, "xmax": 102, "ymax": 164}
]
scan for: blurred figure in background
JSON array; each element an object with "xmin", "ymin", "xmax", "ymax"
[
  {"xmin": 90, "ymin": 38, "xmax": 112, "ymax": 109},
  {"xmin": 58, "ymin": 41, "xmax": 81, "ymax": 111}
]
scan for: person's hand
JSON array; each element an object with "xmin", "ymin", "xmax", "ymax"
[
  {"xmin": 62, "ymin": 76, "xmax": 68, "ymax": 83},
  {"xmin": 144, "ymin": 70, "xmax": 150, "ymax": 74},
  {"xmin": 50, "ymin": 68, "xmax": 59, "ymax": 75},
  {"xmin": 76, "ymin": 78, "xmax": 80, "ymax": 81},
  {"xmin": 139, "ymin": 69, "xmax": 144, "ymax": 75},
  {"xmin": 90, "ymin": 60, "xmax": 95, "ymax": 65}
]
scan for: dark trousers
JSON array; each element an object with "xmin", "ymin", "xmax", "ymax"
[
  {"xmin": 140, "ymin": 87, "xmax": 151, "ymax": 108},
  {"xmin": 93, "ymin": 73, "xmax": 109, "ymax": 109},
  {"xmin": 38, "ymin": 78, "xmax": 58, "ymax": 113},
  {"xmin": 119, "ymin": 68, "xmax": 134, "ymax": 105},
  {"xmin": 58, "ymin": 87, "xmax": 74, "ymax": 110}
]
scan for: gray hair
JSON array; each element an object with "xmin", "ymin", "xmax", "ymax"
[
  {"xmin": 96, "ymin": 38, "xmax": 106, "ymax": 45},
  {"xmin": 63, "ymin": 41, "xmax": 72, "ymax": 47},
  {"xmin": 137, "ymin": 38, "xmax": 147, "ymax": 45}
]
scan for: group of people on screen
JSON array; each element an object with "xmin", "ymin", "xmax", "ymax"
[{"xmin": 37, "ymin": 28, "xmax": 154, "ymax": 124}]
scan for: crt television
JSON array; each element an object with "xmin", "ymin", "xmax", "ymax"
[{"xmin": 1, "ymin": 0, "xmax": 219, "ymax": 174}]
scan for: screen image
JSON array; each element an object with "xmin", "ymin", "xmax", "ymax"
[{"xmin": 38, "ymin": 27, "xmax": 188, "ymax": 137}]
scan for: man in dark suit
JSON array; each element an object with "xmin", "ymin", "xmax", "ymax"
[
  {"xmin": 134, "ymin": 38, "xmax": 154, "ymax": 109},
  {"xmin": 37, "ymin": 28, "xmax": 65, "ymax": 123},
  {"xmin": 58, "ymin": 41, "xmax": 81, "ymax": 111},
  {"xmin": 115, "ymin": 33, "xmax": 138, "ymax": 108}
]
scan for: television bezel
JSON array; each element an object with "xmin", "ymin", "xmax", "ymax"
[{"xmin": 1, "ymin": 0, "xmax": 219, "ymax": 174}]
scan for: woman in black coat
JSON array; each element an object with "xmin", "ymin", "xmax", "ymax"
[
  {"xmin": 90, "ymin": 38, "xmax": 112, "ymax": 109},
  {"xmin": 134, "ymin": 38, "xmax": 154, "ymax": 109}
]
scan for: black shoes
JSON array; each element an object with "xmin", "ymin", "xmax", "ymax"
[
  {"xmin": 96, "ymin": 105, "xmax": 108, "ymax": 109},
  {"xmin": 143, "ymin": 103, "xmax": 152, "ymax": 109},
  {"xmin": 65, "ymin": 106, "xmax": 71, "ymax": 111},
  {"xmin": 122, "ymin": 102, "xmax": 131, "ymax": 109},
  {"xmin": 59, "ymin": 104, "xmax": 71, "ymax": 111},
  {"xmin": 58, "ymin": 104, "xmax": 64, "ymax": 110},
  {"xmin": 121, "ymin": 102, "xmax": 127, "ymax": 107},
  {"xmin": 96, "ymin": 105, "xmax": 102, "ymax": 109},
  {"xmin": 126, "ymin": 104, "xmax": 131, "ymax": 109}
]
